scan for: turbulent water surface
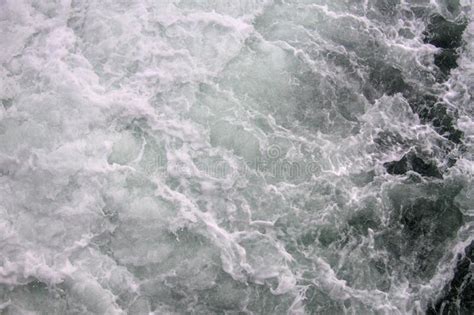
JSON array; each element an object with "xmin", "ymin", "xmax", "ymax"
[{"xmin": 1, "ymin": 0, "xmax": 473, "ymax": 314}]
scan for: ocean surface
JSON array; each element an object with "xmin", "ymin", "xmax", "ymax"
[{"xmin": 0, "ymin": 0, "xmax": 473, "ymax": 314}]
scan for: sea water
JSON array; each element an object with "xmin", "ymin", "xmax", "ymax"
[{"xmin": 0, "ymin": 0, "xmax": 473, "ymax": 314}]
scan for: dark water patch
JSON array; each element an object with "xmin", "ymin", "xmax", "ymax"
[
  {"xmin": 427, "ymin": 241, "xmax": 474, "ymax": 315},
  {"xmin": 199, "ymin": 273, "xmax": 249, "ymax": 312},
  {"xmin": 399, "ymin": 198, "xmax": 462, "ymax": 245},
  {"xmin": 1, "ymin": 98, "xmax": 13, "ymax": 110},
  {"xmin": 347, "ymin": 207, "xmax": 382, "ymax": 236},
  {"xmin": 365, "ymin": 63, "xmax": 463, "ymax": 144},
  {"xmin": 384, "ymin": 151, "xmax": 442, "ymax": 178},
  {"xmin": 360, "ymin": 10, "xmax": 467, "ymax": 144},
  {"xmin": 423, "ymin": 14, "xmax": 467, "ymax": 78},
  {"xmin": 366, "ymin": 63, "xmax": 463, "ymax": 143},
  {"xmin": 317, "ymin": 225, "xmax": 340, "ymax": 247},
  {"xmin": 445, "ymin": 0, "xmax": 462, "ymax": 15},
  {"xmin": 349, "ymin": 170, "xmax": 376, "ymax": 187},
  {"xmin": 305, "ymin": 286, "xmax": 345, "ymax": 314},
  {"xmin": 408, "ymin": 93, "xmax": 463, "ymax": 143},
  {"xmin": 245, "ymin": 284, "xmax": 297, "ymax": 314},
  {"xmin": 434, "ymin": 48, "xmax": 462, "ymax": 78},
  {"xmin": 368, "ymin": 63, "xmax": 410, "ymax": 96},
  {"xmin": 376, "ymin": 182, "xmax": 464, "ymax": 280},
  {"xmin": 0, "ymin": 280, "xmax": 67, "ymax": 314},
  {"xmin": 374, "ymin": 0, "xmax": 401, "ymax": 17},
  {"xmin": 366, "ymin": 80, "xmax": 463, "ymax": 146},
  {"xmin": 401, "ymin": 12, "xmax": 467, "ymax": 144},
  {"xmin": 424, "ymin": 14, "xmax": 466, "ymax": 50},
  {"xmin": 297, "ymin": 224, "xmax": 340, "ymax": 248}
]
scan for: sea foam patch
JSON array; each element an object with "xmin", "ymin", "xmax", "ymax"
[{"xmin": 0, "ymin": 0, "xmax": 472, "ymax": 314}]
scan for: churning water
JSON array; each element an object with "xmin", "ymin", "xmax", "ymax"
[{"xmin": 0, "ymin": 0, "xmax": 473, "ymax": 314}]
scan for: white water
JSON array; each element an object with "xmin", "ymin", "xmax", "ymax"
[{"xmin": 0, "ymin": 0, "xmax": 473, "ymax": 314}]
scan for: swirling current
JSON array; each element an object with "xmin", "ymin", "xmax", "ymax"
[{"xmin": 0, "ymin": 0, "xmax": 473, "ymax": 314}]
